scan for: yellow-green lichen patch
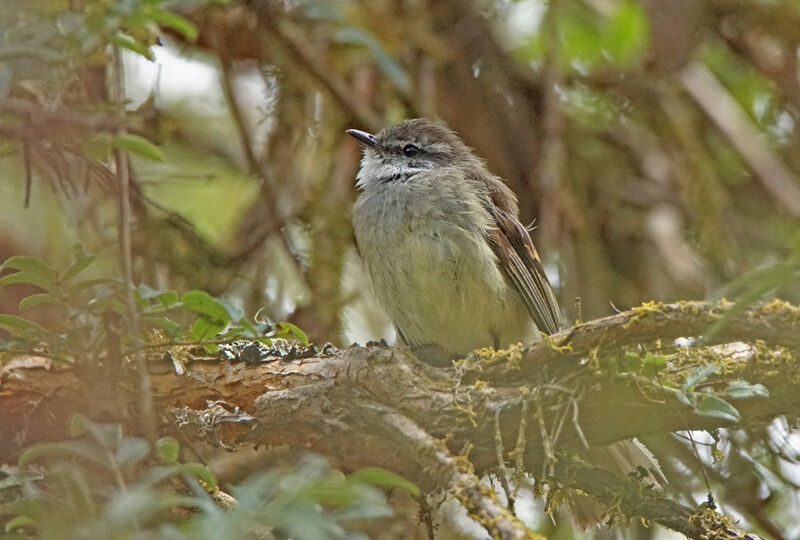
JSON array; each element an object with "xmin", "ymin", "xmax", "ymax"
[
  {"xmin": 469, "ymin": 343, "xmax": 525, "ymax": 370},
  {"xmin": 623, "ymin": 301, "xmax": 665, "ymax": 329},
  {"xmin": 750, "ymin": 298, "xmax": 800, "ymax": 327}
]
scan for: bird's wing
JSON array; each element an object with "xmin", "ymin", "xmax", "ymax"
[{"xmin": 487, "ymin": 205, "xmax": 563, "ymax": 335}]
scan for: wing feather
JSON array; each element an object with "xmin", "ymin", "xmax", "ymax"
[{"xmin": 488, "ymin": 206, "xmax": 563, "ymax": 335}]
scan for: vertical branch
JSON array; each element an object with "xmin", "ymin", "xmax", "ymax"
[
  {"xmin": 217, "ymin": 52, "xmax": 294, "ymax": 262},
  {"xmin": 536, "ymin": 0, "xmax": 566, "ymax": 247},
  {"xmin": 219, "ymin": 56, "xmax": 261, "ymax": 175},
  {"xmin": 535, "ymin": 0, "xmax": 585, "ymax": 317},
  {"xmin": 111, "ymin": 46, "xmax": 156, "ymax": 441}
]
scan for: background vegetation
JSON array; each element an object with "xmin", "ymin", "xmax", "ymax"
[{"xmin": 2, "ymin": 0, "xmax": 800, "ymax": 538}]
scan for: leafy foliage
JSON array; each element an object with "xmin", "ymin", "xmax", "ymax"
[
  {"xmin": 613, "ymin": 348, "xmax": 769, "ymax": 424},
  {"xmin": 0, "ymin": 249, "xmax": 307, "ymax": 360},
  {"xmin": 0, "ymin": 415, "xmax": 408, "ymax": 539}
]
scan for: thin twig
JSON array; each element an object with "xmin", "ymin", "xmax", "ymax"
[
  {"xmin": 216, "ymin": 51, "xmax": 307, "ymax": 293},
  {"xmin": 571, "ymin": 399, "xmax": 590, "ymax": 450},
  {"xmin": 548, "ymin": 392, "xmax": 571, "ymax": 448},
  {"xmin": 534, "ymin": 392, "xmax": 555, "ymax": 479},
  {"xmin": 218, "ymin": 57, "xmax": 261, "ymax": 176},
  {"xmin": 111, "ymin": 46, "xmax": 157, "ymax": 442},
  {"xmin": 536, "ymin": 0, "xmax": 566, "ymax": 245},
  {"xmin": 512, "ymin": 398, "xmax": 529, "ymax": 496},
  {"xmin": 494, "ymin": 407, "xmax": 516, "ymax": 510}
]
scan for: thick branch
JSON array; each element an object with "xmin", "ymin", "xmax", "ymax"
[
  {"xmin": 475, "ymin": 299, "xmax": 800, "ymax": 384},
  {"xmin": 2, "ymin": 301, "xmax": 794, "ymax": 538}
]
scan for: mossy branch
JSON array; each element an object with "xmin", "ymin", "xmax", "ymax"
[{"xmin": 1, "ymin": 301, "xmax": 791, "ymax": 538}]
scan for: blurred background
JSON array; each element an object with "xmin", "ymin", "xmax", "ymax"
[{"xmin": 2, "ymin": 0, "xmax": 800, "ymax": 538}]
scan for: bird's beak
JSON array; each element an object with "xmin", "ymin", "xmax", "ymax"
[{"xmin": 346, "ymin": 129, "xmax": 378, "ymax": 148}]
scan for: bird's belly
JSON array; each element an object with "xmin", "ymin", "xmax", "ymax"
[{"xmin": 365, "ymin": 224, "xmax": 535, "ymax": 357}]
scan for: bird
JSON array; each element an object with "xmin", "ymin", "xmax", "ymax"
[
  {"xmin": 348, "ymin": 118, "xmax": 561, "ymax": 366},
  {"xmin": 348, "ymin": 118, "xmax": 665, "ymax": 528}
]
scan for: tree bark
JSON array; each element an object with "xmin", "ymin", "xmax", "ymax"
[{"xmin": 2, "ymin": 300, "xmax": 789, "ymax": 539}]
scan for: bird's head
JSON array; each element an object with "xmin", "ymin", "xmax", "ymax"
[{"xmin": 347, "ymin": 118, "xmax": 480, "ymax": 189}]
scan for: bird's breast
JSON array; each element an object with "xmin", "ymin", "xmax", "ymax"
[{"xmin": 353, "ymin": 185, "xmax": 534, "ymax": 357}]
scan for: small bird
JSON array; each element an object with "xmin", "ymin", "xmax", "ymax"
[
  {"xmin": 348, "ymin": 118, "xmax": 561, "ymax": 365},
  {"xmin": 348, "ymin": 118, "xmax": 664, "ymax": 527}
]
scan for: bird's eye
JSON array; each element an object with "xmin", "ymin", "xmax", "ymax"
[{"xmin": 402, "ymin": 144, "xmax": 420, "ymax": 157}]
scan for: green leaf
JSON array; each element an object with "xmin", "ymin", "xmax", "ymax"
[
  {"xmin": 723, "ymin": 380, "xmax": 769, "ymax": 399},
  {"xmin": 189, "ymin": 316, "xmax": 225, "ymax": 346},
  {"xmin": 0, "ymin": 256, "xmax": 59, "ymax": 295},
  {"xmin": 0, "ymin": 470, "xmax": 43, "ymax": 490},
  {"xmin": 642, "ymin": 352, "xmax": 667, "ymax": 377},
  {"xmin": 147, "ymin": 8, "xmax": 198, "ymax": 41},
  {"xmin": 683, "ymin": 364, "xmax": 720, "ymax": 390},
  {"xmin": 676, "ymin": 391, "xmax": 693, "ymax": 407},
  {"xmin": 0, "ymin": 271, "xmax": 59, "ymax": 296},
  {"xmin": 0, "ymin": 314, "xmax": 48, "ymax": 337},
  {"xmin": 157, "ymin": 291, "xmax": 179, "ymax": 307},
  {"xmin": 181, "ymin": 290, "xmax": 231, "ymax": 323},
  {"xmin": 110, "ymin": 32, "xmax": 154, "ymax": 60},
  {"xmin": 137, "ymin": 283, "xmax": 164, "ymax": 300},
  {"xmin": 328, "ymin": 500, "xmax": 392, "ymax": 521},
  {"xmin": 5, "ymin": 515, "xmax": 37, "ymax": 533},
  {"xmin": 156, "ymin": 436, "xmax": 180, "ymax": 463},
  {"xmin": 60, "ymin": 246, "xmax": 95, "ymax": 283},
  {"xmin": 695, "ymin": 395, "xmax": 741, "ymax": 422},
  {"xmin": 133, "ymin": 288, "xmax": 149, "ymax": 308},
  {"xmin": 112, "ymin": 133, "xmax": 164, "ymax": 161},
  {"xmin": 49, "ymin": 464, "xmax": 95, "ymax": 517},
  {"xmin": 623, "ymin": 350, "xmax": 641, "ymax": 372},
  {"xmin": 19, "ymin": 293, "xmax": 63, "ymax": 310},
  {"xmin": 272, "ymin": 321, "xmax": 309, "ymax": 346},
  {"xmin": 69, "ymin": 413, "xmax": 91, "ymax": 437},
  {"xmin": 1, "ymin": 256, "xmax": 57, "ymax": 282},
  {"xmin": 19, "ymin": 440, "xmax": 111, "ymax": 469},
  {"xmin": 605, "ymin": 0, "xmax": 650, "ymax": 65},
  {"xmin": 176, "ymin": 463, "xmax": 217, "ymax": 490},
  {"xmin": 349, "ymin": 467, "xmax": 420, "ymax": 497}
]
